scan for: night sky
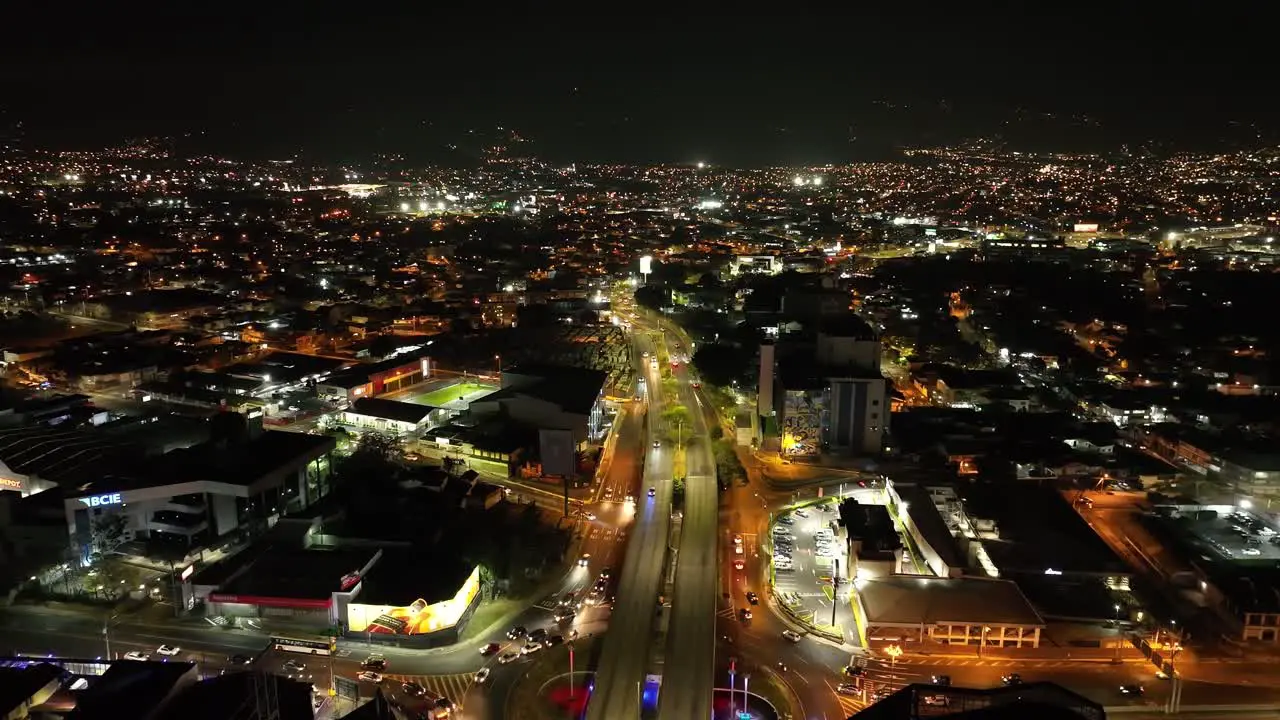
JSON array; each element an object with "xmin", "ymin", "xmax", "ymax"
[{"xmin": 3, "ymin": 5, "xmax": 1275, "ymax": 165}]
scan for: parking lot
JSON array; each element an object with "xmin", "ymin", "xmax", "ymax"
[
  {"xmin": 1182, "ymin": 508, "xmax": 1280, "ymax": 561},
  {"xmin": 769, "ymin": 501, "xmax": 858, "ymax": 641}
]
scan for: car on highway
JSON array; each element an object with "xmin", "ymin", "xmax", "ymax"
[
  {"xmin": 156, "ymin": 645, "xmax": 181, "ymax": 656},
  {"xmin": 733, "ymin": 534, "xmax": 743, "ymax": 546},
  {"xmin": 931, "ymin": 674, "xmax": 951, "ymax": 686},
  {"xmin": 521, "ymin": 642, "xmax": 543, "ymax": 655},
  {"xmin": 1002, "ymin": 673, "xmax": 1022, "ymax": 685},
  {"xmin": 600, "ymin": 567, "xmax": 612, "ymax": 579},
  {"xmin": 648, "ymin": 487, "xmax": 656, "ymax": 497},
  {"xmin": 228, "ymin": 654, "xmax": 254, "ymax": 666},
  {"xmin": 546, "ymin": 634, "xmax": 565, "ymax": 646},
  {"xmin": 782, "ymin": 630, "xmax": 802, "ymax": 643},
  {"xmin": 625, "ymin": 494, "xmax": 635, "ymax": 503},
  {"xmin": 836, "ymin": 683, "xmax": 859, "ymax": 696},
  {"xmin": 1119, "ymin": 684, "xmax": 1145, "ymax": 696},
  {"xmin": 480, "ymin": 643, "xmax": 501, "ymax": 656},
  {"xmin": 733, "ymin": 558, "xmax": 745, "ymax": 570},
  {"xmin": 746, "ymin": 591, "xmax": 759, "ymax": 605},
  {"xmin": 357, "ymin": 671, "xmax": 384, "ymax": 683},
  {"xmin": 843, "ymin": 665, "xmax": 865, "ymax": 677},
  {"xmin": 507, "ymin": 626, "xmax": 528, "ymax": 640},
  {"xmin": 578, "ymin": 554, "xmax": 591, "ymax": 567},
  {"xmin": 124, "ymin": 651, "xmax": 150, "ymax": 661},
  {"xmin": 653, "ymin": 440, "xmax": 660, "ymax": 449},
  {"xmin": 361, "ymin": 654, "xmax": 387, "ymax": 671},
  {"xmin": 498, "ymin": 652, "xmax": 519, "ymax": 664},
  {"xmin": 283, "ymin": 660, "xmax": 307, "ymax": 673},
  {"xmin": 402, "ymin": 681, "xmax": 427, "ymax": 697},
  {"xmin": 737, "ymin": 608, "xmax": 752, "ymax": 621},
  {"xmin": 475, "ymin": 667, "xmax": 491, "ymax": 683},
  {"xmin": 530, "ymin": 628, "xmax": 548, "ymax": 643}
]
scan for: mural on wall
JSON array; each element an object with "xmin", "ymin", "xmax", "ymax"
[{"xmin": 782, "ymin": 390, "xmax": 823, "ymax": 456}]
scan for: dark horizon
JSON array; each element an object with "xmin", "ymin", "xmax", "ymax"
[{"xmin": 3, "ymin": 6, "xmax": 1277, "ymax": 165}]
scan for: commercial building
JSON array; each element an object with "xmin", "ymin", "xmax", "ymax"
[
  {"xmin": 765, "ymin": 317, "xmax": 888, "ymax": 457},
  {"xmin": 316, "ymin": 347, "xmax": 433, "ymax": 405},
  {"xmin": 0, "ymin": 417, "xmax": 342, "ymax": 565},
  {"xmin": 469, "ymin": 363, "xmax": 608, "ymax": 457},
  {"xmin": 856, "ymin": 575, "xmax": 1046, "ymax": 649},
  {"xmin": 854, "ymin": 681, "xmax": 1103, "ymax": 719},
  {"xmin": 63, "ymin": 426, "xmax": 335, "ymax": 563},
  {"xmin": 191, "ymin": 527, "xmax": 481, "ymax": 648},
  {"xmin": 339, "ymin": 397, "xmax": 433, "ymax": 435}
]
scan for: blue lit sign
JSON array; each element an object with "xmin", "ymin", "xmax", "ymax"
[{"xmin": 79, "ymin": 493, "xmax": 122, "ymax": 508}]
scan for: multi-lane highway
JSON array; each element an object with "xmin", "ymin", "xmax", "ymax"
[
  {"xmin": 586, "ymin": 331, "xmax": 673, "ymax": 720},
  {"xmin": 655, "ymin": 327, "xmax": 717, "ymax": 720}
]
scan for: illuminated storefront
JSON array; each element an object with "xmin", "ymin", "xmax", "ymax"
[{"xmin": 346, "ymin": 566, "xmax": 480, "ymax": 636}]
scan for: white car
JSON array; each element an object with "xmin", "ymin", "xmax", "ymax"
[
  {"xmin": 521, "ymin": 642, "xmax": 543, "ymax": 655},
  {"xmin": 475, "ymin": 667, "xmax": 491, "ymax": 683},
  {"xmin": 733, "ymin": 534, "xmax": 743, "ymax": 546},
  {"xmin": 357, "ymin": 671, "xmax": 384, "ymax": 683},
  {"xmin": 156, "ymin": 645, "xmax": 181, "ymax": 656},
  {"xmin": 782, "ymin": 630, "xmax": 802, "ymax": 643},
  {"xmin": 578, "ymin": 554, "xmax": 591, "ymax": 567},
  {"xmin": 498, "ymin": 652, "xmax": 520, "ymax": 664},
  {"xmin": 124, "ymin": 651, "xmax": 150, "ymax": 661},
  {"xmin": 1243, "ymin": 547, "xmax": 1262, "ymax": 556}
]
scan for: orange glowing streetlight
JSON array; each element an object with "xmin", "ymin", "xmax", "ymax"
[{"xmin": 884, "ymin": 644, "xmax": 903, "ymax": 669}]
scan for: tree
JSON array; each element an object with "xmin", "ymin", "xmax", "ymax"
[
  {"xmin": 369, "ymin": 333, "xmax": 397, "ymax": 359},
  {"xmin": 692, "ymin": 343, "xmax": 750, "ymax": 388},
  {"xmin": 90, "ymin": 514, "xmax": 127, "ymax": 557},
  {"xmin": 634, "ymin": 286, "xmax": 668, "ymax": 311}
]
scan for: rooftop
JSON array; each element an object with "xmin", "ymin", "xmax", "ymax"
[
  {"xmin": 859, "ymin": 575, "xmax": 1045, "ymax": 627},
  {"xmin": 499, "ymin": 362, "xmax": 607, "ymax": 415},
  {"xmin": 66, "ymin": 659, "xmax": 198, "ymax": 720},
  {"xmin": 961, "ymin": 482, "xmax": 1129, "ymax": 576},
  {"xmin": 348, "ymin": 397, "xmax": 432, "ymax": 425},
  {"xmin": 354, "ymin": 547, "xmax": 476, "ymax": 606},
  {"xmin": 211, "ymin": 545, "xmax": 377, "ymax": 601}
]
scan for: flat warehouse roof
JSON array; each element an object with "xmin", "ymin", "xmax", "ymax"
[{"xmin": 860, "ymin": 575, "xmax": 1045, "ymax": 627}]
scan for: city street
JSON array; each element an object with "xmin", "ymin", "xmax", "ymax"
[
  {"xmin": 655, "ymin": 326, "xmax": 717, "ymax": 720},
  {"xmin": 585, "ymin": 329, "xmax": 673, "ymax": 720}
]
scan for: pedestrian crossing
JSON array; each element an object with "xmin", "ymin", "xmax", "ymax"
[{"xmin": 382, "ymin": 672, "xmax": 475, "ymax": 705}]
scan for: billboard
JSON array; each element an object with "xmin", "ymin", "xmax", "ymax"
[
  {"xmin": 346, "ymin": 566, "xmax": 479, "ymax": 635},
  {"xmin": 1073, "ymin": 223, "xmax": 1100, "ymax": 233},
  {"xmin": 639, "ymin": 255, "xmax": 653, "ymax": 275},
  {"xmin": 540, "ymin": 428, "xmax": 576, "ymax": 478}
]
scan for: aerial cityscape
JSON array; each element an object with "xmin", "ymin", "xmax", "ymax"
[{"xmin": 1, "ymin": 8, "xmax": 1280, "ymax": 720}]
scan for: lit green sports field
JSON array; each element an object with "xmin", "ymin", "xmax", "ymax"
[{"xmin": 408, "ymin": 381, "xmax": 494, "ymax": 407}]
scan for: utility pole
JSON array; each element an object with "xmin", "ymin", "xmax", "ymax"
[{"xmin": 832, "ymin": 558, "xmax": 840, "ymax": 627}]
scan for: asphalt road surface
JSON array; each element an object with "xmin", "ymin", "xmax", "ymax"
[
  {"xmin": 586, "ymin": 331, "xmax": 672, "ymax": 720},
  {"xmin": 655, "ymin": 332, "xmax": 717, "ymax": 720}
]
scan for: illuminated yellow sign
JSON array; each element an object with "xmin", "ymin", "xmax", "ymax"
[{"xmin": 346, "ymin": 566, "xmax": 479, "ymax": 635}]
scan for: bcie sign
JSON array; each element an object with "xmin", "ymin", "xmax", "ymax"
[{"xmin": 79, "ymin": 493, "xmax": 123, "ymax": 508}]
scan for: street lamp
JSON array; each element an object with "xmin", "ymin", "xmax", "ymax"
[
  {"xmin": 494, "ymin": 354, "xmax": 501, "ymax": 380},
  {"xmin": 728, "ymin": 657, "xmax": 737, "ymax": 717},
  {"xmin": 102, "ymin": 612, "xmax": 119, "ymax": 660},
  {"xmin": 741, "ymin": 673, "xmax": 750, "ymax": 719}
]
